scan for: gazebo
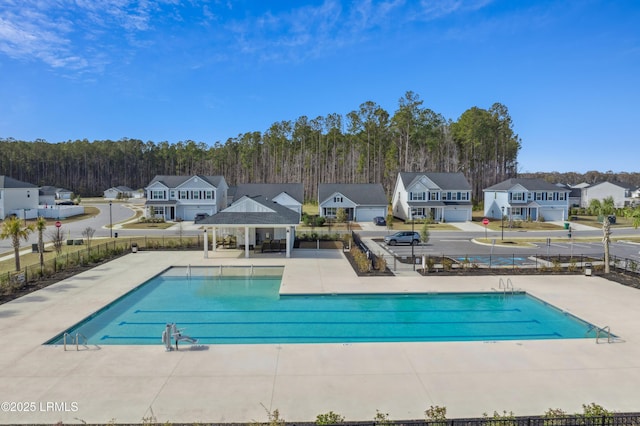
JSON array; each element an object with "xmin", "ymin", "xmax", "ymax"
[{"xmin": 199, "ymin": 195, "xmax": 299, "ymax": 258}]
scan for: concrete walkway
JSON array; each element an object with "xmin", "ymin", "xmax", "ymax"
[{"xmin": 1, "ymin": 250, "xmax": 640, "ymax": 424}]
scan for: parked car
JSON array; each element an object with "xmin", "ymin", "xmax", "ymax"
[
  {"xmin": 373, "ymin": 216, "xmax": 386, "ymax": 226},
  {"xmin": 194, "ymin": 213, "xmax": 210, "ymax": 222},
  {"xmin": 384, "ymin": 231, "xmax": 420, "ymax": 246}
]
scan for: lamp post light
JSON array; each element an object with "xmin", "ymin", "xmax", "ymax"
[
  {"xmin": 109, "ymin": 201, "xmax": 113, "ymax": 238},
  {"xmin": 501, "ymin": 206, "xmax": 505, "ymax": 241}
]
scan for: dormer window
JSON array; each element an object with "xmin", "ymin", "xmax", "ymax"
[{"xmin": 334, "ymin": 196, "xmax": 343, "ymax": 203}]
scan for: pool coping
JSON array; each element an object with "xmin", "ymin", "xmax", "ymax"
[{"xmin": 1, "ymin": 249, "xmax": 640, "ymax": 424}]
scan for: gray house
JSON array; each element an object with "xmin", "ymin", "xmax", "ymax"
[
  {"xmin": 39, "ymin": 186, "xmax": 74, "ymax": 206},
  {"xmin": 580, "ymin": 181, "xmax": 636, "ymax": 208},
  {"xmin": 0, "ymin": 175, "xmax": 39, "ymax": 220},
  {"xmin": 318, "ymin": 183, "xmax": 388, "ymax": 222}
]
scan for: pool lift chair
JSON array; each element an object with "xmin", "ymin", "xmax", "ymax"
[{"xmin": 163, "ymin": 323, "xmax": 198, "ymax": 351}]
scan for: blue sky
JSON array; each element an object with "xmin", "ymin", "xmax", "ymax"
[{"xmin": 0, "ymin": 0, "xmax": 638, "ymax": 174}]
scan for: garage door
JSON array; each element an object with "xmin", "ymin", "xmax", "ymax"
[
  {"xmin": 539, "ymin": 208, "xmax": 564, "ymax": 221},
  {"xmin": 444, "ymin": 208, "xmax": 469, "ymax": 223},
  {"xmin": 355, "ymin": 207, "xmax": 386, "ymax": 222}
]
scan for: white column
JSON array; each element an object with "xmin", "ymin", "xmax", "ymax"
[
  {"xmin": 212, "ymin": 227, "xmax": 217, "ymax": 251},
  {"xmin": 244, "ymin": 226, "xmax": 250, "ymax": 258},
  {"xmin": 203, "ymin": 228, "xmax": 209, "ymax": 259},
  {"xmin": 286, "ymin": 227, "xmax": 291, "ymax": 258}
]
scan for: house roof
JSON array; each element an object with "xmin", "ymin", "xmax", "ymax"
[
  {"xmin": 39, "ymin": 185, "xmax": 72, "ymax": 195},
  {"xmin": 200, "ymin": 196, "xmax": 300, "ymax": 226},
  {"xmin": 587, "ymin": 181, "xmax": 635, "ymax": 190},
  {"xmin": 232, "ymin": 183, "xmax": 303, "ymax": 204},
  {"xmin": 0, "ymin": 175, "xmax": 38, "ymax": 189},
  {"xmin": 318, "ymin": 183, "xmax": 388, "ymax": 205},
  {"xmin": 146, "ymin": 175, "xmax": 225, "ymax": 188},
  {"xmin": 399, "ymin": 172, "xmax": 471, "ymax": 190},
  {"xmin": 484, "ymin": 178, "xmax": 570, "ymax": 192},
  {"xmin": 108, "ymin": 186, "xmax": 134, "ymax": 192}
]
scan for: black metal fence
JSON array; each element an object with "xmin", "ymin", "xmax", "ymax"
[
  {"xmin": 285, "ymin": 414, "xmax": 640, "ymax": 426},
  {"xmin": 0, "ymin": 236, "xmax": 204, "ymax": 291}
]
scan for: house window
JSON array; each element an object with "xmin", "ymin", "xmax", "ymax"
[
  {"xmin": 153, "ymin": 207, "xmax": 164, "ymax": 216},
  {"xmin": 151, "ymin": 190, "xmax": 165, "ymax": 200},
  {"xmin": 511, "ymin": 207, "xmax": 523, "ymax": 216},
  {"xmin": 324, "ymin": 207, "xmax": 337, "ymax": 217},
  {"xmin": 192, "ymin": 191, "xmax": 200, "ymax": 200},
  {"xmin": 410, "ymin": 192, "xmax": 425, "ymax": 201},
  {"xmin": 179, "ymin": 190, "xmax": 188, "ymax": 200},
  {"xmin": 535, "ymin": 192, "xmax": 543, "ymax": 201},
  {"xmin": 558, "ymin": 192, "xmax": 566, "ymax": 201},
  {"xmin": 411, "ymin": 208, "xmax": 425, "ymax": 218},
  {"xmin": 205, "ymin": 191, "xmax": 213, "ymax": 200},
  {"xmin": 428, "ymin": 192, "xmax": 439, "ymax": 201},
  {"xmin": 333, "ymin": 196, "xmax": 343, "ymax": 203},
  {"xmin": 170, "ymin": 190, "xmax": 175, "ymax": 199},
  {"xmin": 547, "ymin": 192, "xmax": 554, "ymax": 200},
  {"xmin": 511, "ymin": 192, "xmax": 524, "ymax": 201}
]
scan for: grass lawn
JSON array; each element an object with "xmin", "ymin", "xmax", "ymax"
[
  {"xmin": 121, "ymin": 221, "xmax": 174, "ymax": 230},
  {"xmin": 0, "ymin": 238, "xmax": 115, "ymax": 275}
]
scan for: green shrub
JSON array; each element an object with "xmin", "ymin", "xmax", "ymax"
[{"xmin": 316, "ymin": 411, "xmax": 345, "ymax": 425}]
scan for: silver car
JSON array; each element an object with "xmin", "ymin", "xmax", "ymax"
[{"xmin": 384, "ymin": 231, "xmax": 420, "ymax": 246}]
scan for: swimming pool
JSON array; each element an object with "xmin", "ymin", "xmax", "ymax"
[{"xmin": 46, "ymin": 266, "xmax": 599, "ymax": 345}]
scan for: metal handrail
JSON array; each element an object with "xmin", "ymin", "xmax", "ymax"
[
  {"xmin": 596, "ymin": 326, "xmax": 613, "ymax": 344},
  {"xmin": 63, "ymin": 332, "xmax": 88, "ymax": 351}
]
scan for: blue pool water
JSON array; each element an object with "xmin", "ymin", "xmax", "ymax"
[{"xmin": 46, "ymin": 267, "xmax": 599, "ymax": 345}]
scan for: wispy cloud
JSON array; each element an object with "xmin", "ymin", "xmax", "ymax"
[{"xmin": 0, "ymin": 0, "xmax": 496, "ymax": 72}]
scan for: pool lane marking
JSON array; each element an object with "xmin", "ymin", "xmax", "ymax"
[
  {"xmin": 134, "ymin": 308, "xmax": 523, "ymax": 314},
  {"xmin": 99, "ymin": 332, "xmax": 564, "ymax": 342},
  {"xmin": 119, "ymin": 319, "xmax": 540, "ymax": 326}
]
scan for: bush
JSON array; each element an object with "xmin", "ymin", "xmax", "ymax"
[{"xmin": 350, "ymin": 246, "xmax": 370, "ymax": 273}]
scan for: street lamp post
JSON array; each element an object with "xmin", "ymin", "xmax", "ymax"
[
  {"xmin": 501, "ymin": 206, "xmax": 505, "ymax": 241},
  {"xmin": 411, "ymin": 209, "xmax": 416, "ymax": 271},
  {"xmin": 109, "ymin": 201, "xmax": 113, "ymax": 238}
]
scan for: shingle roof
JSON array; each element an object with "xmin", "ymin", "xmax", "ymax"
[
  {"xmin": 484, "ymin": 178, "xmax": 570, "ymax": 192},
  {"xmin": 232, "ymin": 183, "xmax": 303, "ymax": 204},
  {"xmin": 147, "ymin": 175, "xmax": 225, "ymax": 188},
  {"xmin": 0, "ymin": 175, "xmax": 38, "ymax": 189},
  {"xmin": 399, "ymin": 172, "xmax": 471, "ymax": 190},
  {"xmin": 318, "ymin": 183, "xmax": 388, "ymax": 205},
  {"xmin": 200, "ymin": 196, "xmax": 300, "ymax": 226}
]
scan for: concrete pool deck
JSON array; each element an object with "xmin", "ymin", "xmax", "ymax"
[{"xmin": 1, "ymin": 249, "xmax": 639, "ymax": 424}]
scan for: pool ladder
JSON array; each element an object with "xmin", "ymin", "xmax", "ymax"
[
  {"xmin": 595, "ymin": 325, "xmax": 613, "ymax": 344},
  {"xmin": 498, "ymin": 278, "xmax": 515, "ymax": 294},
  {"xmin": 63, "ymin": 332, "xmax": 88, "ymax": 351}
]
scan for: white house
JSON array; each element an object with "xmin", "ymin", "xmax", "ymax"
[
  {"xmin": 0, "ymin": 176, "xmax": 39, "ymax": 220},
  {"xmin": 231, "ymin": 183, "xmax": 303, "ymax": 219},
  {"xmin": 484, "ymin": 178, "xmax": 570, "ymax": 221},
  {"xmin": 580, "ymin": 181, "xmax": 636, "ymax": 209},
  {"xmin": 391, "ymin": 172, "xmax": 472, "ymax": 222},
  {"xmin": 318, "ymin": 183, "xmax": 388, "ymax": 222},
  {"xmin": 104, "ymin": 186, "xmax": 140, "ymax": 200},
  {"xmin": 144, "ymin": 175, "xmax": 228, "ymax": 221}
]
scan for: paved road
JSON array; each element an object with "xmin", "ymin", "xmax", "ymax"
[{"xmin": 2, "ymin": 206, "xmax": 640, "ymax": 262}]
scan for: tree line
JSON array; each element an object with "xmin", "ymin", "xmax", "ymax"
[{"xmin": 0, "ymin": 91, "xmax": 522, "ymax": 202}]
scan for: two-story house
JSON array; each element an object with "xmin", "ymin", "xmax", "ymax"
[
  {"xmin": 580, "ymin": 181, "xmax": 636, "ymax": 209},
  {"xmin": 0, "ymin": 175, "xmax": 39, "ymax": 220},
  {"xmin": 391, "ymin": 172, "xmax": 472, "ymax": 222},
  {"xmin": 144, "ymin": 175, "xmax": 228, "ymax": 221},
  {"xmin": 484, "ymin": 178, "xmax": 570, "ymax": 221}
]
